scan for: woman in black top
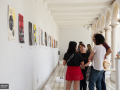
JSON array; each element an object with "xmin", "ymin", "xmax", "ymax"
[
  {"xmin": 63, "ymin": 41, "xmax": 85, "ymax": 90},
  {"xmin": 86, "ymin": 44, "xmax": 92, "ymax": 53},
  {"xmin": 79, "ymin": 43, "xmax": 90, "ymax": 90}
]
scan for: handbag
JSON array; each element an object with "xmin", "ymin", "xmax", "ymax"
[
  {"xmin": 103, "ymin": 59, "xmax": 110, "ymax": 70},
  {"xmin": 86, "ymin": 66, "xmax": 92, "ymax": 81},
  {"xmin": 66, "ymin": 53, "xmax": 75, "ymax": 64}
]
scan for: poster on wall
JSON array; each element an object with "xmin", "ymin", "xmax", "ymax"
[
  {"xmin": 41, "ymin": 30, "xmax": 43, "ymax": 45},
  {"xmin": 38, "ymin": 27, "xmax": 41, "ymax": 45},
  {"xmin": 54, "ymin": 39, "xmax": 55, "ymax": 48},
  {"xmin": 56, "ymin": 41, "xmax": 57, "ymax": 48},
  {"xmin": 47, "ymin": 35, "xmax": 48, "ymax": 47},
  {"xmin": 50, "ymin": 36, "xmax": 51, "ymax": 47},
  {"xmin": 8, "ymin": 6, "xmax": 16, "ymax": 41},
  {"xmin": 51, "ymin": 37, "xmax": 53, "ymax": 48},
  {"xmin": 45, "ymin": 32, "xmax": 47, "ymax": 46},
  {"xmin": 48, "ymin": 35, "xmax": 51, "ymax": 47},
  {"xmin": 57, "ymin": 41, "xmax": 58, "ymax": 48},
  {"xmin": 29, "ymin": 22, "xmax": 32, "ymax": 45},
  {"xmin": 19, "ymin": 14, "xmax": 24, "ymax": 43},
  {"xmin": 33, "ymin": 24, "xmax": 37, "ymax": 45}
]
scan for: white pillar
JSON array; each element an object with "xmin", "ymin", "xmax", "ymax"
[
  {"xmin": 104, "ymin": 28, "xmax": 111, "ymax": 62},
  {"xmin": 116, "ymin": 58, "xmax": 120, "ymax": 90},
  {"xmin": 111, "ymin": 25, "xmax": 118, "ymax": 69},
  {"xmin": 99, "ymin": 30, "xmax": 105, "ymax": 37}
]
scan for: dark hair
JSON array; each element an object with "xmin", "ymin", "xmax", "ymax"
[
  {"xmin": 79, "ymin": 42, "xmax": 83, "ymax": 44},
  {"xmin": 94, "ymin": 34, "xmax": 105, "ymax": 45},
  {"xmin": 67, "ymin": 41, "xmax": 77, "ymax": 54},
  {"xmin": 79, "ymin": 43, "xmax": 85, "ymax": 48}
]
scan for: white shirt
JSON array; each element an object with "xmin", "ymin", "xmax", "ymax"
[{"xmin": 92, "ymin": 45, "xmax": 106, "ymax": 71}]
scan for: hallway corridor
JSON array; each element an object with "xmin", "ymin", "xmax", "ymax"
[{"xmin": 41, "ymin": 65, "xmax": 116, "ymax": 90}]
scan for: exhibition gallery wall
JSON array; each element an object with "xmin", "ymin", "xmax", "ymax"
[{"xmin": 0, "ymin": 0, "xmax": 59, "ymax": 90}]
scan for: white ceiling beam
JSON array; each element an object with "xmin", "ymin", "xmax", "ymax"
[
  {"xmin": 57, "ymin": 22, "xmax": 92, "ymax": 25},
  {"xmin": 47, "ymin": 0, "xmax": 113, "ymax": 4},
  {"xmin": 49, "ymin": 7, "xmax": 106, "ymax": 11},
  {"xmin": 51, "ymin": 9, "xmax": 103, "ymax": 15},
  {"xmin": 54, "ymin": 17, "xmax": 96, "ymax": 20},
  {"xmin": 58, "ymin": 23, "xmax": 91, "ymax": 26},
  {"xmin": 55, "ymin": 19, "xmax": 94, "ymax": 22},
  {"xmin": 53, "ymin": 13, "xmax": 100, "ymax": 16},
  {"xmin": 56, "ymin": 21, "xmax": 93, "ymax": 24},
  {"xmin": 48, "ymin": 2, "xmax": 110, "ymax": 10},
  {"xmin": 53, "ymin": 14, "xmax": 100, "ymax": 18}
]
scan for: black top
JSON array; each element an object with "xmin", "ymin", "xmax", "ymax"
[
  {"xmin": 63, "ymin": 53, "xmax": 83, "ymax": 66},
  {"xmin": 80, "ymin": 52, "xmax": 90, "ymax": 71},
  {"xmin": 86, "ymin": 49, "xmax": 91, "ymax": 53}
]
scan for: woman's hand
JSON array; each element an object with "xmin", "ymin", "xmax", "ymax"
[
  {"xmin": 80, "ymin": 64, "xmax": 85, "ymax": 69},
  {"xmin": 80, "ymin": 61, "xmax": 85, "ymax": 69},
  {"xmin": 63, "ymin": 60, "xmax": 66, "ymax": 66},
  {"xmin": 85, "ymin": 61, "xmax": 90, "ymax": 67}
]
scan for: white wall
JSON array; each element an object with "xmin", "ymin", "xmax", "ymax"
[
  {"xmin": 59, "ymin": 27, "xmax": 91, "ymax": 60},
  {"xmin": 0, "ymin": 0, "xmax": 59, "ymax": 90}
]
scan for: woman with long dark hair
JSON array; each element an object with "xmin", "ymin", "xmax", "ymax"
[{"xmin": 63, "ymin": 41, "xmax": 85, "ymax": 90}]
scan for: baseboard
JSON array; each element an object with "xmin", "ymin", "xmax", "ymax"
[{"xmin": 37, "ymin": 62, "xmax": 59, "ymax": 90}]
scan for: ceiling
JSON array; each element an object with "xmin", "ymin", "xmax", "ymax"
[{"xmin": 46, "ymin": 0, "xmax": 114, "ymax": 27}]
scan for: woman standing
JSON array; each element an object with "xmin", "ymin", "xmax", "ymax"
[
  {"xmin": 86, "ymin": 44, "xmax": 92, "ymax": 53},
  {"xmin": 63, "ymin": 41, "xmax": 85, "ymax": 90},
  {"xmin": 88, "ymin": 34, "xmax": 106, "ymax": 90},
  {"xmin": 79, "ymin": 43, "xmax": 90, "ymax": 90}
]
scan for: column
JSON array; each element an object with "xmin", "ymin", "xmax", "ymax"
[
  {"xmin": 99, "ymin": 30, "xmax": 105, "ymax": 37},
  {"xmin": 104, "ymin": 28, "xmax": 111, "ymax": 62},
  {"xmin": 115, "ymin": 58, "xmax": 120, "ymax": 90},
  {"xmin": 111, "ymin": 24, "xmax": 118, "ymax": 69}
]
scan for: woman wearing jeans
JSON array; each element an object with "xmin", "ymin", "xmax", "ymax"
[{"xmin": 88, "ymin": 34, "xmax": 106, "ymax": 90}]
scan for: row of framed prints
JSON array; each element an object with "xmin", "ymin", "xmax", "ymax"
[{"xmin": 8, "ymin": 5, "xmax": 58, "ymax": 48}]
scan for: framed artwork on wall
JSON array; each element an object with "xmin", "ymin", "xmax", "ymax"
[
  {"xmin": 45, "ymin": 32, "xmax": 47, "ymax": 46},
  {"xmin": 38, "ymin": 27, "xmax": 41, "ymax": 45},
  {"xmin": 51, "ymin": 37, "xmax": 53, "ymax": 48},
  {"xmin": 19, "ymin": 14, "xmax": 24, "ymax": 43},
  {"xmin": 29, "ymin": 22, "xmax": 32, "ymax": 45},
  {"xmin": 8, "ymin": 5, "xmax": 16, "ymax": 41},
  {"xmin": 47, "ymin": 35, "xmax": 49, "ymax": 47},
  {"xmin": 54, "ymin": 39, "xmax": 55, "ymax": 48},
  {"xmin": 41, "ymin": 30, "xmax": 43, "ymax": 45},
  {"xmin": 50, "ymin": 36, "xmax": 51, "ymax": 47},
  {"xmin": 33, "ymin": 24, "xmax": 37, "ymax": 45}
]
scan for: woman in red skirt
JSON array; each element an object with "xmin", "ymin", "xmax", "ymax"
[{"xmin": 63, "ymin": 41, "xmax": 85, "ymax": 90}]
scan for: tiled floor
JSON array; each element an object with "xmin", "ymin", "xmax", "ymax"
[{"xmin": 41, "ymin": 65, "xmax": 116, "ymax": 90}]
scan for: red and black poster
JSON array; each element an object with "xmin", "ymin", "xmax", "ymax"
[
  {"xmin": 19, "ymin": 14, "xmax": 24, "ymax": 43},
  {"xmin": 29, "ymin": 22, "xmax": 32, "ymax": 45}
]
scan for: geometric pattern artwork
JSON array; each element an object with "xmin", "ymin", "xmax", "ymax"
[{"xmin": 33, "ymin": 24, "xmax": 37, "ymax": 45}]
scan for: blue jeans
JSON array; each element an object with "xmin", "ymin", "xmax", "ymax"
[
  {"xmin": 101, "ymin": 71, "xmax": 106, "ymax": 90},
  {"xmin": 80, "ymin": 70, "xmax": 87, "ymax": 90},
  {"xmin": 89, "ymin": 67, "xmax": 104, "ymax": 90}
]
